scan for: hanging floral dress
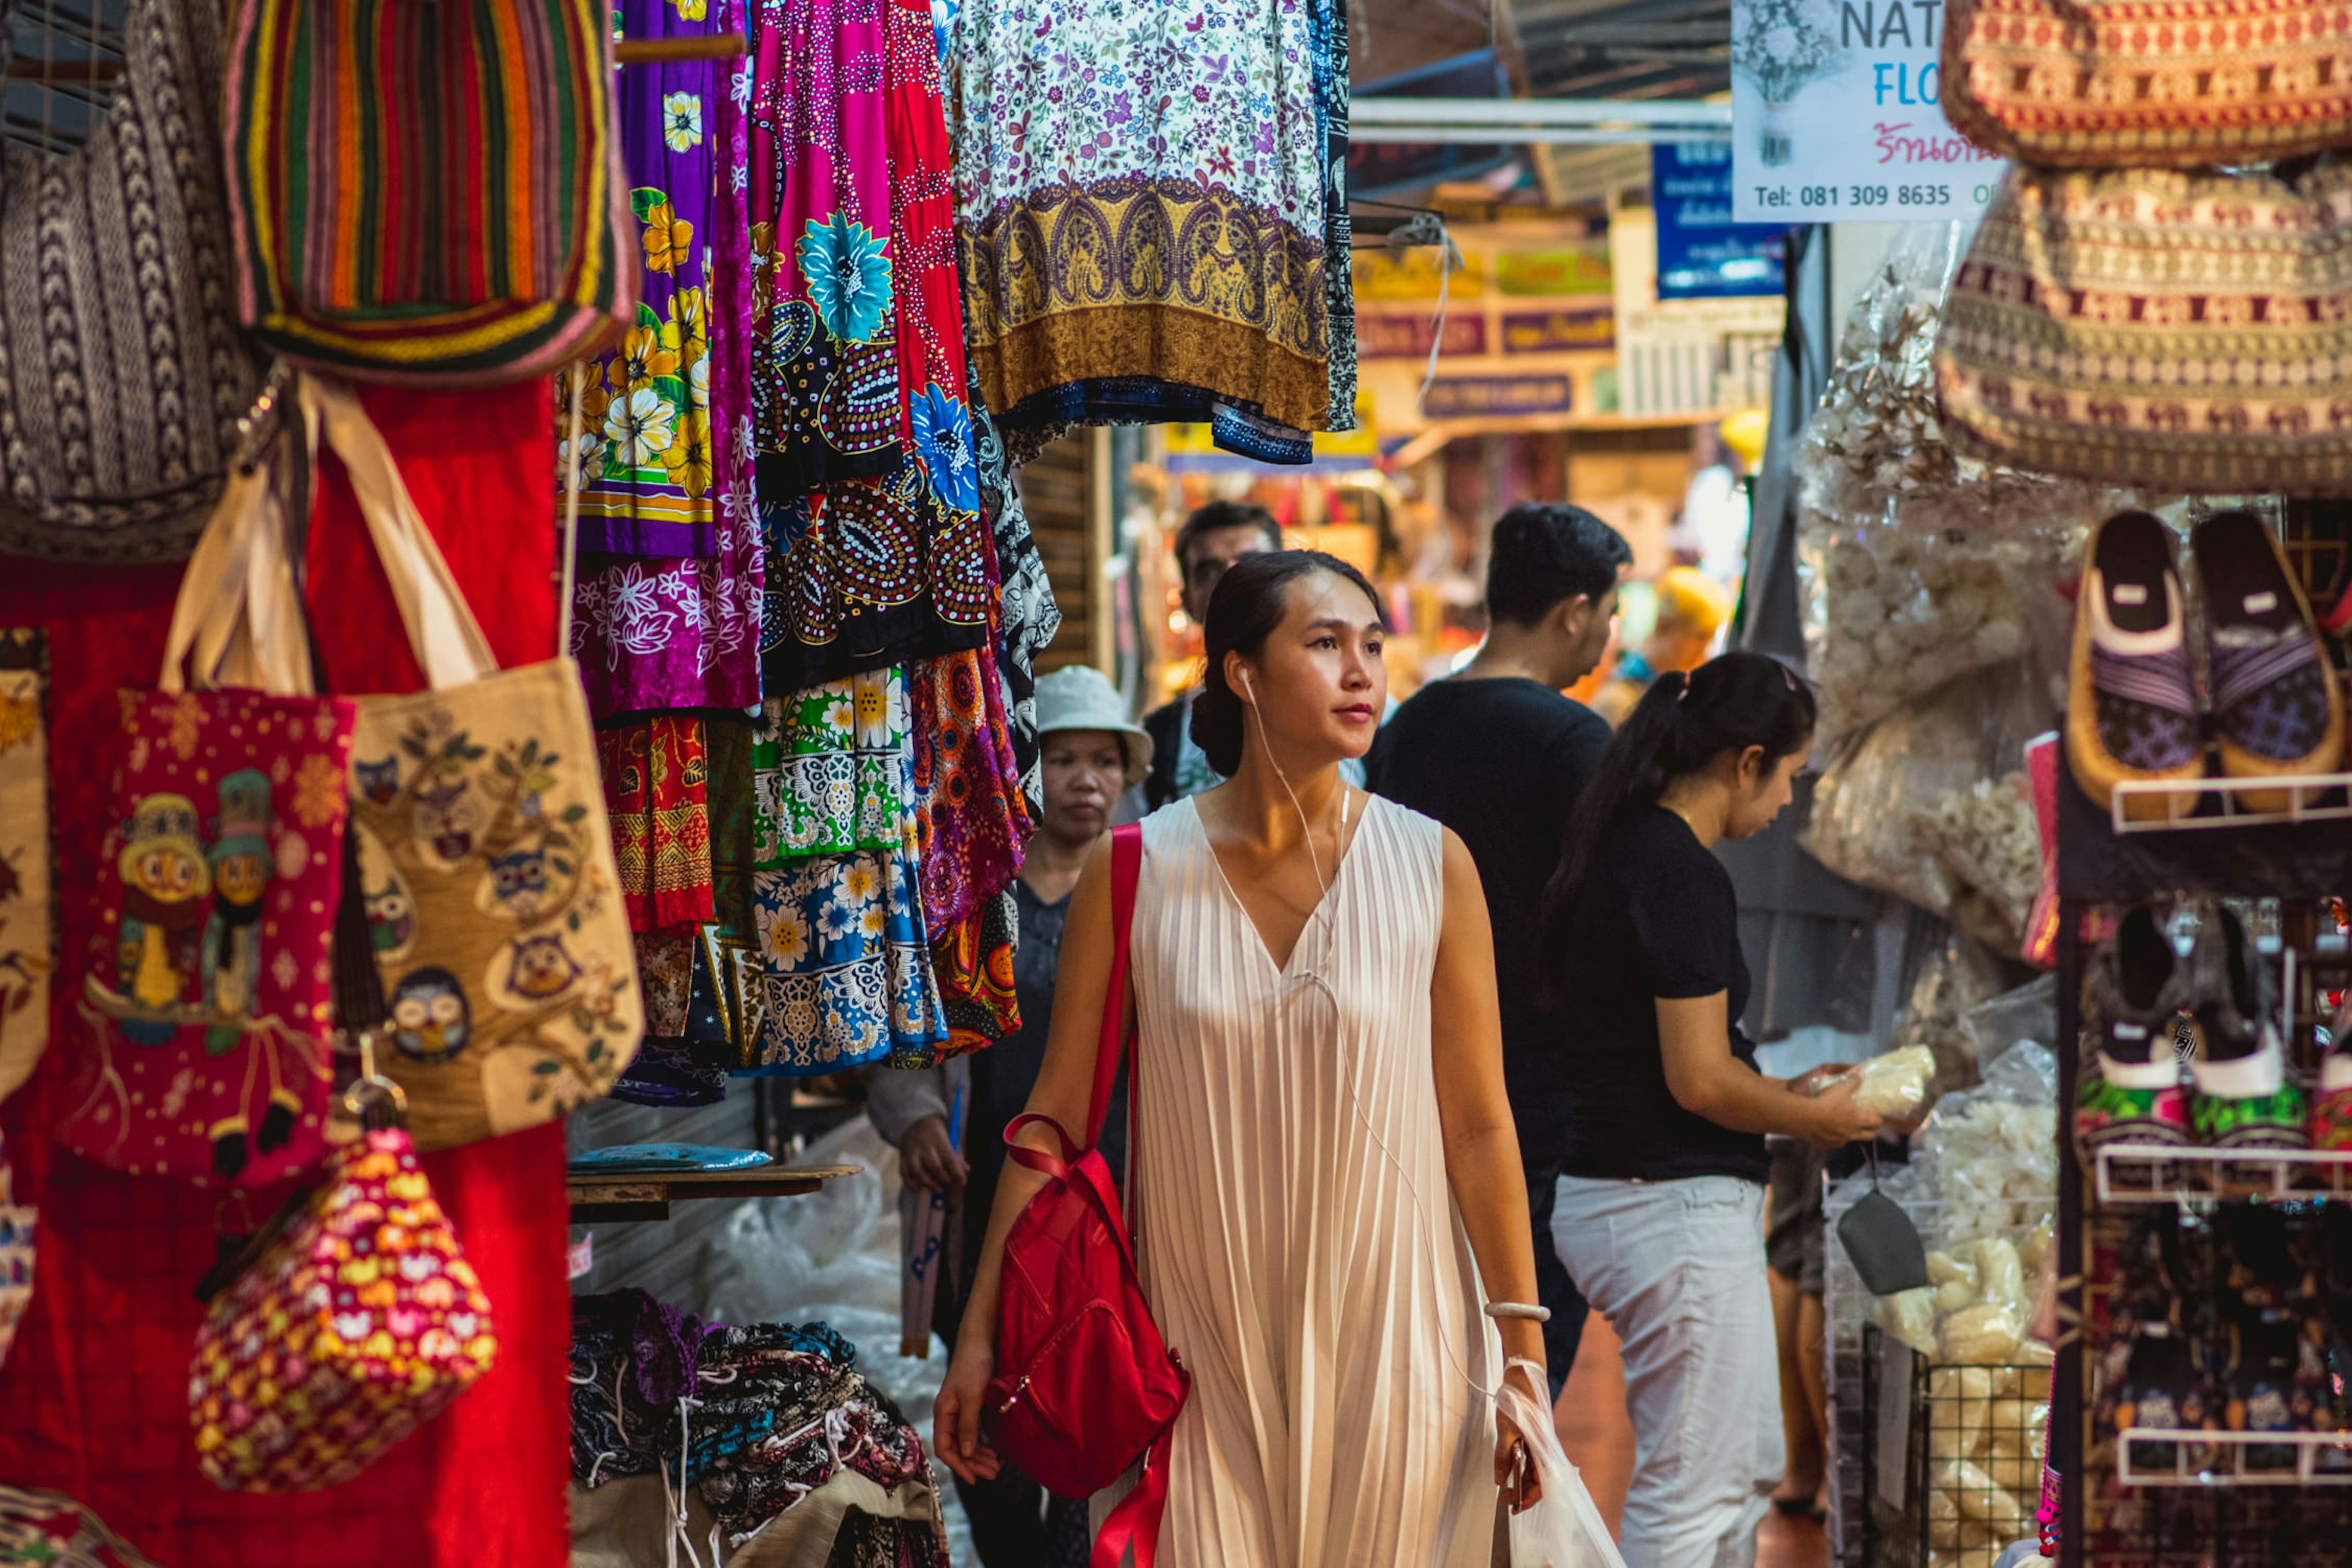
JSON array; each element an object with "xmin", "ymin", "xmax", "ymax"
[
  {"xmin": 951, "ymin": 0, "xmax": 1335, "ymax": 460},
  {"xmin": 741, "ymin": 668, "xmax": 946, "ymax": 1072},
  {"xmin": 753, "ymin": 0, "xmax": 997, "ymax": 691},
  {"xmin": 570, "ymin": 0, "xmax": 763, "ymax": 718}
]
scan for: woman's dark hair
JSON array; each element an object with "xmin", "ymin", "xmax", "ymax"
[
  {"xmin": 1190, "ymin": 549, "xmax": 1387, "ymax": 777},
  {"xmin": 1538, "ymin": 651, "xmax": 1815, "ymax": 969}
]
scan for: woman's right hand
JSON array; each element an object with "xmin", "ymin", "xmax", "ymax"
[
  {"xmin": 933, "ymin": 1338, "xmax": 1002, "ymax": 1485},
  {"xmin": 1800, "ymin": 1074, "xmax": 1882, "ymax": 1148}
]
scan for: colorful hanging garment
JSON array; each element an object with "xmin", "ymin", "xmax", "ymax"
[
  {"xmin": 754, "ymin": 668, "xmax": 909, "ymax": 858},
  {"xmin": 742, "ymin": 838, "xmax": 946, "ymax": 1074},
  {"xmin": 597, "ymin": 718, "xmax": 717, "ymax": 935},
  {"xmin": 634, "ymin": 930, "xmax": 697, "ymax": 1037},
  {"xmin": 917, "ymin": 888, "xmax": 1019, "ymax": 1065},
  {"xmin": 969, "ymin": 393, "xmax": 1058, "ymax": 819},
  {"xmin": 741, "ymin": 676, "xmax": 944, "ymax": 1073},
  {"xmin": 908, "ymin": 646, "xmax": 1027, "ymax": 932},
  {"xmin": 951, "ymin": 0, "xmax": 1333, "ymax": 458},
  {"xmin": 570, "ymin": 0, "xmax": 762, "ymax": 718},
  {"xmin": 1313, "ymin": 0, "xmax": 1356, "ymax": 433},
  {"xmin": 562, "ymin": 0, "xmax": 739, "ymax": 559},
  {"xmin": 748, "ymin": 0, "xmax": 902, "ymax": 499}
]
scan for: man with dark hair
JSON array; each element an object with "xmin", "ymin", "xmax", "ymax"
[
  {"xmin": 1365, "ymin": 500, "xmax": 1632, "ymax": 1397},
  {"xmin": 1140, "ymin": 499, "xmax": 1285, "ymax": 810}
]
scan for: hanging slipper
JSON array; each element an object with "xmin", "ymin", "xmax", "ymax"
[
  {"xmin": 2067, "ymin": 511, "xmax": 2205, "ymax": 821},
  {"xmin": 2192, "ymin": 510, "xmax": 2345, "ymax": 812}
]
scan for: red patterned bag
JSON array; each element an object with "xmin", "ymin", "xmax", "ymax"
[
  {"xmin": 189, "ymin": 1087, "xmax": 497, "ymax": 1491},
  {"xmin": 59, "ymin": 417, "xmax": 357, "ymax": 1185}
]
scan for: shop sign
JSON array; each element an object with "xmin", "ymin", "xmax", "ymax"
[
  {"xmin": 1420, "ymin": 374, "xmax": 1574, "ymax": 418},
  {"xmin": 1354, "ymin": 247, "xmax": 1483, "ymax": 303},
  {"xmin": 1728, "ymin": 0, "xmax": 2005, "ymax": 222},
  {"xmin": 1493, "ymin": 243, "xmax": 1610, "ymax": 297},
  {"xmin": 1651, "ymin": 143, "xmax": 1787, "ymax": 300},
  {"xmin": 1499, "ymin": 306, "xmax": 1615, "ymax": 355},
  {"xmin": 1355, "ymin": 311, "xmax": 1487, "ymax": 360}
]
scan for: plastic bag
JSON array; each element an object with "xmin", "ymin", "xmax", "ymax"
[
  {"xmin": 1801, "ymin": 665, "xmax": 2055, "ymax": 951},
  {"xmin": 1845, "ymin": 1044, "xmax": 1937, "ymax": 1120},
  {"xmin": 1498, "ymin": 1361, "xmax": 1628, "ymax": 1568}
]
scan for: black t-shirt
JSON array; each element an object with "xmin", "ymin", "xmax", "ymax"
[
  {"xmin": 1365, "ymin": 676, "xmax": 1612, "ymax": 1150},
  {"xmin": 1542, "ymin": 807, "xmax": 1769, "ymax": 1185}
]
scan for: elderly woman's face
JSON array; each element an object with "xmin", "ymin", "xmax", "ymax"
[{"xmin": 1039, "ymin": 729, "xmax": 1127, "ymax": 845}]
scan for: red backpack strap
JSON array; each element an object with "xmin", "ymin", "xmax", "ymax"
[{"xmin": 1082, "ymin": 824, "xmax": 1142, "ymax": 1152}]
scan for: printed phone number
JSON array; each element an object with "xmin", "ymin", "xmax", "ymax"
[
  {"xmin": 1804, "ymin": 184, "xmax": 1950, "ymax": 206},
  {"xmin": 1746, "ymin": 182, "xmax": 1993, "ymax": 210}
]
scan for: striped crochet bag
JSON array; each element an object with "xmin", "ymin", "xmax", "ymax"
[{"xmin": 222, "ymin": 0, "xmax": 635, "ymax": 386}]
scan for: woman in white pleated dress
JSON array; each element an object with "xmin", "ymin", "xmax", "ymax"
[{"xmin": 935, "ymin": 550, "xmax": 1550, "ymax": 1567}]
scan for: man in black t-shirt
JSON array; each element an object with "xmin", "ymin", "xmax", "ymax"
[{"xmin": 1365, "ymin": 502, "xmax": 1630, "ymax": 1393}]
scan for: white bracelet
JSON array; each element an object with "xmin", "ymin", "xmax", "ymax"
[{"xmin": 1483, "ymin": 1302, "xmax": 1551, "ymax": 1323}]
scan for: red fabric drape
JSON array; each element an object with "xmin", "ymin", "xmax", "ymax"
[{"xmin": 0, "ymin": 383, "xmax": 569, "ymax": 1568}]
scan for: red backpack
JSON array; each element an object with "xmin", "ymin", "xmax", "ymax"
[{"xmin": 986, "ymin": 824, "xmax": 1189, "ymax": 1568}]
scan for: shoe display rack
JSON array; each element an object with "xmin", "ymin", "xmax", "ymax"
[{"xmin": 2054, "ymin": 761, "xmax": 2352, "ymax": 1567}]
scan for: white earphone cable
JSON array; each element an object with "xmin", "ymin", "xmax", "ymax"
[{"xmin": 1238, "ymin": 680, "xmax": 1517, "ymax": 1412}]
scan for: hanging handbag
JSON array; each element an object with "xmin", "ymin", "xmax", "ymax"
[
  {"xmin": 189, "ymin": 1074, "xmax": 497, "ymax": 1491},
  {"xmin": 986, "ymin": 824, "xmax": 1188, "ymax": 1568},
  {"xmin": 1936, "ymin": 163, "xmax": 2352, "ymax": 494},
  {"xmin": 1942, "ymin": 0, "xmax": 2352, "ymax": 167},
  {"xmin": 222, "ymin": 0, "xmax": 633, "ymax": 386},
  {"xmin": 0, "ymin": 0, "xmax": 265, "ymax": 562},
  {"xmin": 0, "ymin": 629, "xmax": 48, "ymax": 1107},
  {"xmin": 0, "ymin": 1485, "xmax": 165, "ymax": 1568},
  {"xmin": 58, "ymin": 406, "xmax": 356, "ymax": 1186},
  {"xmin": 300, "ymin": 375, "xmax": 644, "ymax": 1151}
]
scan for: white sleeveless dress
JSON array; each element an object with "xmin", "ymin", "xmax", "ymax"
[{"xmin": 1124, "ymin": 796, "xmax": 1503, "ymax": 1567}]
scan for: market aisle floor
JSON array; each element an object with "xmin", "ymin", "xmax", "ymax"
[{"xmin": 1553, "ymin": 1317, "xmax": 1830, "ymax": 1568}]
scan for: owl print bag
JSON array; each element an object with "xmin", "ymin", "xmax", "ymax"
[
  {"xmin": 61, "ymin": 413, "xmax": 358, "ymax": 1185},
  {"xmin": 304, "ymin": 375, "xmax": 643, "ymax": 1151}
]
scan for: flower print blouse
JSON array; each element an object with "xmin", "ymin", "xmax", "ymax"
[{"xmin": 951, "ymin": 0, "xmax": 1334, "ymax": 443}]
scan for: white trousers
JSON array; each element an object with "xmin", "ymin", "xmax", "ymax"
[{"xmin": 1551, "ymin": 1174, "xmax": 1784, "ymax": 1568}]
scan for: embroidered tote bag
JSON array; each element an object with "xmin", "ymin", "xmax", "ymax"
[
  {"xmin": 0, "ymin": 630, "xmax": 49, "ymax": 1106},
  {"xmin": 1942, "ymin": 0, "xmax": 2352, "ymax": 166},
  {"xmin": 59, "ymin": 420, "xmax": 356, "ymax": 1185},
  {"xmin": 189, "ymin": 1095, "xmax": 497, "ymax": 1491},
  {"xmin": 0, "ymin": 1486, "xmax": 165, "ymax": 1568},
  {"xmin": 222, "ymin": 0, "xmax": 633, "ymax": 386},
  {"xmin": 301, "ymin": 377, "xmax": 643, "ymax": 1151},
  {"xmin": 1937, "ymin": 164, "xmax": 2352, "ymax": 494},
  {"xmin": 0, "ymin": 0, "xmax": 264, "ymax": 562}
]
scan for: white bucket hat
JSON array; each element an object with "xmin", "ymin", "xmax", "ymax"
[{"xmin": 1032, "ymin": 665, "xmax": 1153, "ymax": 787}]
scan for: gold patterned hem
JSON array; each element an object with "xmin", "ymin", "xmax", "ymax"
[{"xmin": 974, "ymin": 304, "xmax": 1331, "ymax": 434}]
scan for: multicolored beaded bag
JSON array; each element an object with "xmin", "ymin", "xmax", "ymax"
[{"xmin": 188, "ymin": 1077, "xmax": 497, "ymax": 1491}]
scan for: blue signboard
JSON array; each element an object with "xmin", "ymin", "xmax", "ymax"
[{"xmin": 1651, "ymin": 143, "xmax": 1787, "ymax": 300}]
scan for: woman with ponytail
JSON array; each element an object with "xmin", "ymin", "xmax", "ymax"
[
  {"xmin": 934, "ymin": 550, "xmax": 1549, "ymax": 1566},
  {"xmin": 1536, "ymin": 651, "xmax": 1880, "ymax": 1568}
]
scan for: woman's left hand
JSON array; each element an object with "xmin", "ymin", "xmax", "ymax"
[{"xmin": 1494, "ymin": 1364, "xmax": 1547, "ymax": 1513}]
